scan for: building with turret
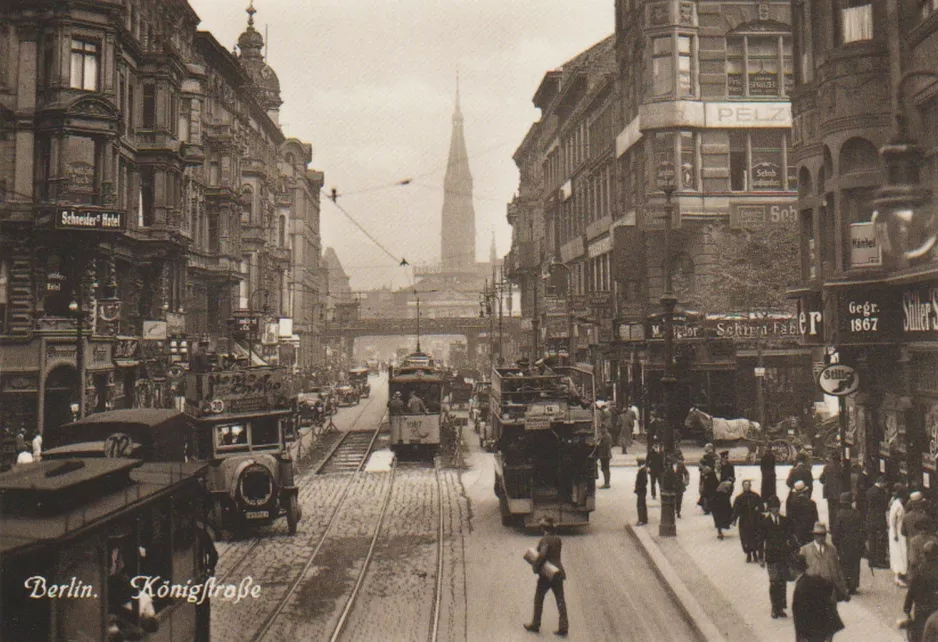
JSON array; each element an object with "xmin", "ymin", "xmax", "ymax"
[{"xmin": 0, "ymin": 0, "xmax": 324, "ymax": 442}]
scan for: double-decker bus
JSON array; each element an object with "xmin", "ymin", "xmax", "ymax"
[{"xmin": 490, "ymin": 364, "xmax": 597, "ymax": 528}]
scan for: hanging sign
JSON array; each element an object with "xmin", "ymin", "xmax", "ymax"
[{"xmin": 817, "ymin": 364, "xmax": 859, "ymax": 396}]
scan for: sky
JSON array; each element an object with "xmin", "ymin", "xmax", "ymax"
[{"xmin": 189, "ymin": 0, "xmax": 614, "ymax": 291}]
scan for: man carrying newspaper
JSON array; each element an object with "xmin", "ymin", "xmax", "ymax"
[{"xmin": 523, "ymin": 516, "xmax": 569, "ymax": 636}]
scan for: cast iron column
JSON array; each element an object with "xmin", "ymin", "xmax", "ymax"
[{"xmin": 659, "ymin": 185, "xmax": 678, "ymax": 537}]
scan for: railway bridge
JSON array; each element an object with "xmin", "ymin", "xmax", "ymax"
[{"xmin": 322, "ymin": 316, "xmax": 523, "ymax": 362}]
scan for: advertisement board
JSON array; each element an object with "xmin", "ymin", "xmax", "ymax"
[{"xmin": 850, "ymin": 222, "xmax": 882, "ymax": 268}]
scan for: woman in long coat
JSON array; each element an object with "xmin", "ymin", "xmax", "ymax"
[
  {"xmin": 732, "ymin": 480, "xmax": 765, "ymax": 562},
  {"xmin": 712, "ymin": 480, "xmax": 735, "ymax": 539},
  {"xmin": 889, "ymin": 483, "xmax": 909, "ymax": 587}
]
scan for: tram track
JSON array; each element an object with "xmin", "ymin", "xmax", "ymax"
[
  {"xmin": 328, "ymin": 463, "xmax": 447, "ymax": 642},
  {"xmin": 214, "ymin": 394, "xmax": 381, "ymax": 585}
]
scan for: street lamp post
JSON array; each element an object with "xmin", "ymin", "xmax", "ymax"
[
  {"xmin": 658, "ymin": 184, "xmax": 678, "ymax": 538},
  {"xmin": 68, "ymin": 296, "xmax": 87, "ymax": 420}
]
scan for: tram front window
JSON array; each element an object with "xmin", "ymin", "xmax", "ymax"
[{"xmin": 216, "ymin": 424, "xmax": 248, "ymax": 449}]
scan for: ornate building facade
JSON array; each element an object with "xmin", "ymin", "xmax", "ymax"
[
  {"xmin": 0, "ymin": 0, "xmax": 323, "ymax": 441},
  {"xmin": 788, "ymin": 0, "xmax": 938, "ymax": 491}
]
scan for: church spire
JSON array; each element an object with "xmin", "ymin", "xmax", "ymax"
[{"xmin": 441, "ymin": 75, "xmax": 475, "ymax": 271}]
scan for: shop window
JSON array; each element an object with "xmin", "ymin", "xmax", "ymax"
[
  {"xmin": 839, "ymin": 1, "xmax": 873, "ymax": 43},
  {"xmin": 751, "ymin": 131, "xmax": 784, "ymax": 191},
  {"xmin": 69, "ymin": 39, "xmax": 98, "ymax": 91}
]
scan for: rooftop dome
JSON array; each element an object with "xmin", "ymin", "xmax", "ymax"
[{"xmin": 236, "ymin": 1, "xmax": 282, "ymax": 110}]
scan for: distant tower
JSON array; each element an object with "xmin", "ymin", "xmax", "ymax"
[
  {"xmin": 441, "ymin": 73, "xmax": 476, "ymax": 271},
  {"xmin": 489, "ymin": 231, "xmax": 497, "ymax": 265}
]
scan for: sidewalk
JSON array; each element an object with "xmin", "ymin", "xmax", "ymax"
[{"xmin": 620, "ymin": 461, "xmax": 905, "ymax": 641}]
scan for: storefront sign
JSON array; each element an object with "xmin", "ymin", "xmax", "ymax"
[
  {"xmin": 655, "ymin": 161, "xmax": 676, "ymax": 188},
  {"xmin": 712, "ymin": 318, "xmax": 799, "ymax": 338},
  {"xmin": 849, "ymin": 222, "xmax": 882, "ymax": 268},
  {"xmin": 704, "ymin": 102, "xmax": 792, "ymax": 128},
  {"xmin": 749, "ymin": 72, "xmax": 779, "ymax": 96},
  {"xmin": 817, "ymin": 364, "xmax": 859, "ymax": 396},
  {"xmin": 837, "ymin": 290, "xmax": 899, "ymax": 344},
  {"xmin": 142, "ymin": 320, "xmax": 167, "ymax": 341},
  {"xmin": 56, "ymin": 208, "xmax": 126, "ymax": 232},
  {"xmin": 616, "ymin": 321, "xmax": 646, "ymax": 342},
  {"xmin": 751, "ymin": 161, "xmax": 782, "ymax": 190},
  {"xmin": 729, "ymin": 203, "xmax": 796, "ymax": 229},
  {"xmin": 901, "ymin": 285, "xmax": 938, "ymax": 334},
  {"xmin": 797, "ymin": 295, "xmax": 824, "ymax": 342},
  {"xmin": 185, "ymin": 369, "xmax": 285, "ymax": 415},
  {"xmin": 232, "ymin": 315, "xmax": 260, "ymax": 335}
]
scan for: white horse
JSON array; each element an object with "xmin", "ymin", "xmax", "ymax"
[{"xmin": 684, "ymin": 407, "xmax": 761, "ymax": 445}]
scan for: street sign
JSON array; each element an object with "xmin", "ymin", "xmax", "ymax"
[{"xmin": 817, "ymin": 364, "xmax": 859, "ymax": 396}]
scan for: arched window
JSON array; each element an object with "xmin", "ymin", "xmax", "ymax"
[
  {"xmin": 839, "ymin": 137, "xmax": 879, "ymax": 175},
  {"xmin": 798, "ymin": 166, "xmax": 813, "ymax": 198}
]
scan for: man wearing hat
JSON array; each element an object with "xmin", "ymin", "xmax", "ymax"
[
  {"xmin": 524, "ymin": 517, "xmax": 568, "ymax": 636},
  {"xmin": 794, "ymin": 522, "xmax": 847, "ymax": 640},
  {"xmin": 832, "ymin": 492, "xmax": 865, "ymax": 595},
  {"xmin": 635, "ymin": 457, "xmax": 649, "ymax": 526},
  {"xmin": 593, "ymin": 425, "xmax": 613, "ymax": 489},
  {"xmin": 786, "ymin": 452, "xmax": 814, "ymax": 498},
  {"xmin": 388, "ymin": 391, "xmax": 404, "ymax": 416},
  {"xmin": 902, "ymin": 540, "xmax": 938, "ymax": 642},
  {"xmin": 759, "ymin": 444, "xmax": 777, "ymax": 502},
  {"xmin": 788, "ymin": 480, "xmax": 819, "ymax": 546},
  {"xmin": 761, "ymin": 495, "xmax": 796, "ymax": 618}
]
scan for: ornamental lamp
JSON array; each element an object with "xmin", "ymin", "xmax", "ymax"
[{"xmin": 871, "ymin": 115, "xmax": 936, "ymax": 266}]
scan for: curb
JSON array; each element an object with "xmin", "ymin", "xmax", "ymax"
[{"xmin": 625, "ymin": 523, "xmax": 725, "ymax": 642}]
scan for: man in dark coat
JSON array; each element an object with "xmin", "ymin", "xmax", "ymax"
[
  {"xmin": 832, "ymin": 492, "xmax": 865, "ymax": 595},
  {"xmin": 761, "ymin": 495, "xmax": 796, "ymax": 618},
  {"xmin": 819, "ymin": 452, "xmax": 844, "ymax": 538},
  {"xmin": 673, "ymin": 451, "xmax": 690, "ymax": 519},
  {"xmin": 787, "ymin": 452, "xmax": 814, "ymax": 498},
  {"xmin": 699, "ymin": 464, "xmax": 719, "ymax": 516},
  {"xmin": 904, "ymin": 541, "xmax": 938, "ymax": 642},
  {"xmin": 647, "ymin": 443, "xmax": 663, "ymax": 500},
  {"xmin": 594, "ymin": 427, "xmax": 613, "ymax": 489},
  {"xmin": 760, "ymin": 446, "xmax": 777, "ymax": 502},
  {"xmin": 524, "ymin": 517, "xmax": 568, "ymax": 636},
  {"xmin": 866, "ymin": 476, "xmax": 890, "ymax": 568},
  {"xmin": 732, "ymin": 480, "xmax": 764, "ymax": 563},
  {"xmin": 789, "ymin": 481, "xmax": 820, "ymax": 546},
  {"xmin": 634, "ymin": 457, "xmax": 648, "ymax": 526},
  {"xmin": 853, "ymin": 462, "xmax": 871, "ymax": 522}
]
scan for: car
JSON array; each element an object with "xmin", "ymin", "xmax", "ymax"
[{"xmin": 335, "ymin": 384, "xmax": 360, "ymax": 407}]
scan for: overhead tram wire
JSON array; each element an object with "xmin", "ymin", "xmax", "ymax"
[{"xmin": 324, "ymin": 188, "xmax": 408, "ymax": 268}]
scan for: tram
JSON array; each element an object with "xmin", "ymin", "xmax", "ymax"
[
  {"xmin": 0, "ymin": 457, "xmax": 213, "ymax": 641},
  {"xmin": 388, "ymin": 352, "xmax": 450, "ymax": 456},
  {"xmin": 490, "ymin": 364, "xmax": 597, "ymax": 528}
]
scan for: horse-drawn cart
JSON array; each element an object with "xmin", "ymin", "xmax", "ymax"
[{"xmin": 684, "ymin": 407, "xmax": 796, "ymax": 463}]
